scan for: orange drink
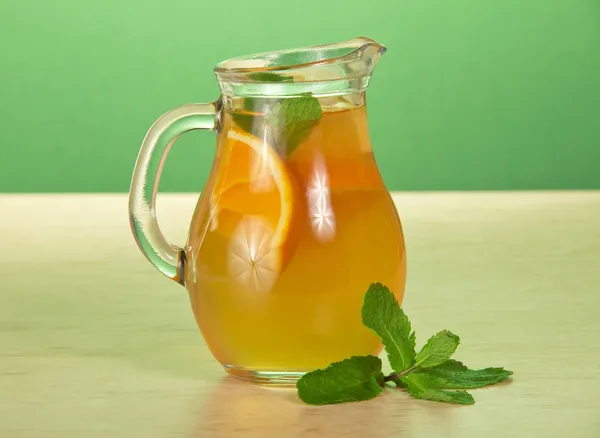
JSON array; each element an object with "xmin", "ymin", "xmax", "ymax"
[{"xmin": 185, "ymin": 95, "xmax": 406, "ymax": 381}]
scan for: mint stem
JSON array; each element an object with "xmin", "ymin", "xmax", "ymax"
[
  {"xmin": 383, "ymin": 374, "xmax": 400, "ymax": 383},
  {"xmin": 383, "ymin": 365, "xmax": 417, "ymax": 384}
]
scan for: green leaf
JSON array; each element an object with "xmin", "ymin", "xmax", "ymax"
[
  {"xmin": 296, "ymin": 355, "xmax": 384, "ymax": 405},
  {"xmin": 402, "ymin": 373, "xmax": 475, "ymax": 405},
  {"xmin": 230, "ymin": 94, "xmax": 322, "ymax": 157},
  {"xmin": 275, "ymin": 94, "xmax": 323, "ymax": 125},
  {"xmin": 414, "ymin": 330, "xmax": 460, "ymax": 368},
  {"xmin": 411, "ymin": 359, "xmax": 513, "ymax": 389},
  {"xmin": 248, "ymin": 72, "xmax": 294, "ymax": 82},
  {"xmin": 361, "ymin": 283, "xmax": 416, "ymax": 373},
  {"xmin": 268, "ymin": 94, "xmax": 322, "ymax": 155}
]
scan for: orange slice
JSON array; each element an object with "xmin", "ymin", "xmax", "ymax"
[{"xmin": 209, "ymin": 128, "xmax": 298, "ymax": 293}]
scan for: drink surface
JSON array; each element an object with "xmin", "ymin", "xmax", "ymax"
[{"xmin": 185, "ymin": 96, "xmax": 406, "ymax": 371}]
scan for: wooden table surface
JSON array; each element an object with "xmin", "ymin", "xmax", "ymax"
[{"xmin": 1, "ymin": 193, "xmax": 599, "ymax": 438}]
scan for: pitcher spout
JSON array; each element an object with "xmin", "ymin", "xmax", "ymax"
[{"xmin": 351, "ymin": 36, "xmax": 387, "ymax": 73}]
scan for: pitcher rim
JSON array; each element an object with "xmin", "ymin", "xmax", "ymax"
[{"xmin": 214, "ymin": 36, "xmax": 386, "ymax": 76}]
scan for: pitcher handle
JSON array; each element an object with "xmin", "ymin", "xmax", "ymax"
[{"xmin": 129, "ymin": 103, "xmax": 218, "ymax": 285}]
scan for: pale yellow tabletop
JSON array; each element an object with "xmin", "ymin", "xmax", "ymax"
[{"xmin": 1, "ymin": 192, "xmax": 599, "ymax": 438}]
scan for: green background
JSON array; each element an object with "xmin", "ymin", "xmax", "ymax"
[{"xmin": 1, "ymin": 0, "xmax": 599, "ymax": 193}]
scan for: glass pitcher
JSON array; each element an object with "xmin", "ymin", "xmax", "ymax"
[{"xmin": 129, "ymin": 37, "xmax": 406, "ymax": 384}]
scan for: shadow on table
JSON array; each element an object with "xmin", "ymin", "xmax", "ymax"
[{"xmin": 190, "ymin": 376, "xmax": 414, "ymax": 438}]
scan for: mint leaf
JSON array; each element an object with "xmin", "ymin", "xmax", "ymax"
[
  {"xmin": 402, "ymin": 373, "xmax": 475, "ymax": 405},
  {"xmin": 230, "ymin": 94, "xmax": 322, "ymax": 158},
  {"xmin": 361, "ymin": 283, "xmax": 416, "ymax": 373},
  {"xmin": 248, "ymin": 72, "xmax": 294, "ymax": 82},
  {"xmin": 268, "ymin": 94, "xmax": 322, "ymax": 156},
  {"xmin": 276, "ymin": 94, "xmax": 322, "ymax": 124},
  {"xmin": 296, "ymin": 355, "xmax": 384, "ymax": 405},
  {"xmin": 411, "ymin": 359, "xmax": 513, "ymax": 389},
  {"xmin": 414, "ymin": 330, "xmax": 460, "ymax": 368}
]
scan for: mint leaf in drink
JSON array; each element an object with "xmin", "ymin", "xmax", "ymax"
[
  {"xmin": 248, "ymin": 72, "xmax": 294, "ymax": 82},
  {"xmin": 276, "ymin": 94, "xmax": 323, "ymax": 125},
  {"xmin": 414, "ymin": 330, "xmax": 460, "ymax": 368},
  {"xmin": 411, "ymin": 359, "xmax": 513, "ymax": 389},
  {"xmin": 361, "ymin": 283, "xmax": 416, "ymax": 372},
  {"xmin": 231, "ymin": 94, "xmax": 322, "ymax": 158},
  {"xmin": 296, "ymin": 355, "xmax": 384, "ymax": 405},
  {"xmin": 402, "ymin": 373, "xmax": 475, "ymax": 405},
  {"xmin": 267, "ymin": 94, "xmax": 322, "ymax": 156}
]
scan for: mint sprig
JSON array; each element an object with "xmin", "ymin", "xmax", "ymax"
[
  {"xmin": 297, "ymin": 283, "xmax": 513, "ymax": 405},
  {"xmin": 267, "ymin": 95, "xmax": 322, "ymax": 156},
  {"xmin": 230, "ymin": 93, "xmax": 322, "ymax": 158}
]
